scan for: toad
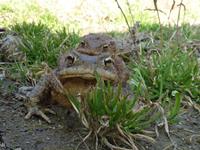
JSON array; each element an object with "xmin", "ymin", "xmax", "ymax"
[
  {"xmin": 19, "ymin": 33, "xmax": 129, "ymax": 123},
  {"xmin": 77, "ymin": 33, "xmax": 117, "ymax": 55},
  {"xmin": 0, "ymin": 30, "xmax": 26, "ymax": 62}
]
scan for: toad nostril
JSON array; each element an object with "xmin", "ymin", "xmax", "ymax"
[{"xmin": 110, "ymin": 41, "xmax": 115, "ymax": 45}]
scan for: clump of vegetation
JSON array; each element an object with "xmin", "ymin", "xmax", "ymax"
[
  {"xmin": 130, "ymin": 47, "xmax": 200, "ymax": 117},
  {"xmin": 11, "ymin": 22, "xmax": 80, "ymax": 67},
  {"xmin": 68, "ymin": 80, "xmax": 163, "ymax": 150},
  {"xmin": 3, "ymin": 22, "xmax": 80, "ymax": 83}
]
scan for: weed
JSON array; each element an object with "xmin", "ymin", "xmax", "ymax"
[
  {"xmin": 129, "ymin": 47, "xmax": 200, "ymax": 117},
  {"xmin": 10, "ymin": 22, "xmax": 80, "ymax": 67},
  {"xmin": 67, "ymin": 80, "xmax": 162, "ymax": 149},
  {"xmin": 2, "ymin": 22, "xmax": 80, "ymax": 82}
]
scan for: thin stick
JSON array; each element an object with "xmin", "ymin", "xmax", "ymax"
[
  {"xmin": 103, "ymin": 138, "xmax": 134, "ymax": 150},
  {"xmin": 115, "ymin": 0, "xmax": 131, "ymax": 34},
  {"xmin": 76, "ymin": 130, "xmax": 92, "ymax": 150},
  {"xmin": 168, "ymin": 0, "xmax": 176, "ymax": 20},
  {"xmin": 145, "ymin": 8, "xmax": 166, "ymax": 15},
  {"xmin": 153, "ymin": 0, "xmax": 163, "ymax": 48},
  {"xmin": 0, "ymin": 62, "xmax": 13, "ymax": 65},
  {"xmin": 176, "ymin": 0, "xmax": 185, "ymax": 46},
  {"xmin": 126, "ymin": 0, "xmax": 134, "ymax": 26}
]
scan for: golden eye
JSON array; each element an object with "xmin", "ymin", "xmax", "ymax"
[
  {"xmin": 103, "ymin": 44, "xmax": 108, "ymax": 49},
  {"xmin": 80, "ymin": 41, "xmax": 86, "ymax": 47},
  {"xmin": 104, "ymin": 57, "xmax": 114, "ymax": 66},
  {"xmin": 65, "ymin": 55, "xmax": 76, "ymax": 65}
]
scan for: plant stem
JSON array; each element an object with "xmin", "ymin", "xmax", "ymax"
[
  {"xmin": 115, "ymin": 0, "xmax": 131, "ymax": 34},
  {"xmin": 153, "ymin": 0, "xmax": 163, "ymax": 48}
]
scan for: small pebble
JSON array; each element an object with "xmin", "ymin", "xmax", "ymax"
[
  {"xmin": 46, "ymin": 137, "xmax": 50, "ymax": 140},
  {"xmin": 0, "ymin": 108, "xmax": 5, "ymax": 112},
  {"xmin": 0, "ymin": 72, "xmax": 5, "ymax": 80},
  {"xmin": 0, "ymin": 143, "xmax": 6, "ymax": 148}
]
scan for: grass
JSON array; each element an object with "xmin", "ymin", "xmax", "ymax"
[
  {"xmin": 130, "ymin": 47, "xmax": 200, "ymax": 101},
  {"xmin": 1, "ymin": 0, "xmax": 200, "ymax": 149},
  {"xmin": 0, "ymin": 0, "xmax": 64, "ymax": 29},
  {"xmin": 11, "ymin": 22, "xmax": 80, "ymax": 67},
  {"xmin": 2, "ymin": 22, "xmax": 80, "ymax": 83},
  {"xmin": 68, "ymin": 80, "xmax": 161, "ymax": 149}
]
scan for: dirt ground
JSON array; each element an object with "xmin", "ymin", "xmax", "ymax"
[{"xmin": 0, "ymin": 79, "xmax": 200, "ymax": 150}]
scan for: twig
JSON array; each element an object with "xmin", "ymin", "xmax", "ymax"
[
  {"xmin": 95, "ymin": 132, "xmax": 98, "ymax": 150},
  {"xmin": 103, "ymin": 138, "xmax": 134, "ymax": 150},
  {"xmin": 176, "ymin": 0, "xmax": 185, "ymax": 46},
  {"xmin": 168, "ymin": 0, "xmax": 176, "ymax": 20},
  {"xmin": 126, "ymin": 0, "xmax": 134, "ymax": 26},
  {"xmin": 163, "ymin": 143, "xmax": 175, "ymax": 150},
  {"xmin": 0, "ymin": 62, "xmax": 13, "ymax": 65},
  {"xmin": 115, "ymin": 0, "xmax": 131, "ymax": 34},
  {"xmin": 153, "ymin": 0, "xmax": 163, "ymax": 48},
  {"xmin": 76, "ymin": 130, "xmax": 92, "ymax": 150},
  {"xmin": 130, "ymin": 133, "xmax": 156, "ymax": 144},
  {"xmin": 145, "ymin": 8, "xmax": 167, "ymax": 15},
  {"xmin": 116, "ymin": 125, "xmax": 138, "ymax": 149}
]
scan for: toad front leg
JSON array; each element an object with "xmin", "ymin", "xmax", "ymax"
[
  {"xmin": 24, "ymin": 97, "xmax": 52, "ymax": 123},
  {"xmin": 20, "ymin": 72, "xmax": 64, "ymax": 123}
]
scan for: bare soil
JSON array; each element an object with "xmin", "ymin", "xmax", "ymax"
[{"xmin": 0, "ymin": 79, "xmax": 200, "ymax": 150}]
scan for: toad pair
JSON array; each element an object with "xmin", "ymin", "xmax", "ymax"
[{"xmin": 19, "ymin": 33, "xmax": 130, "ymax": 123}]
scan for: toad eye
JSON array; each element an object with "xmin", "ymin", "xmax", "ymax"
[
  {"xmin": 104, "ymin": 57, "xmax": 114, "ymax": 66},
  {"xmin": 65, "ymin": 55, "xmax": 76, "ymax": 65},
  {"xmin": 103, "ymin": 44, "xmax": 108, "ymax": 50},
  {"xmin": 80, "ymin": 41, "xmax": 86, "ymax": 47}
]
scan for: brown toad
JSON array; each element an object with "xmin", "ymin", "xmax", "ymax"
[
  {"xmin": 0, "ymin": 30, "xmax": 26, "ymax": 62},
  {"xmin": 19, "ymin": 33, "xmax": 129, "ymax": 123}
]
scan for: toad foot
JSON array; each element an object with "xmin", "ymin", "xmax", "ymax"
[{"xmin": 25, "ymin": 106, "xmax": 52, "ymax": 123}]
